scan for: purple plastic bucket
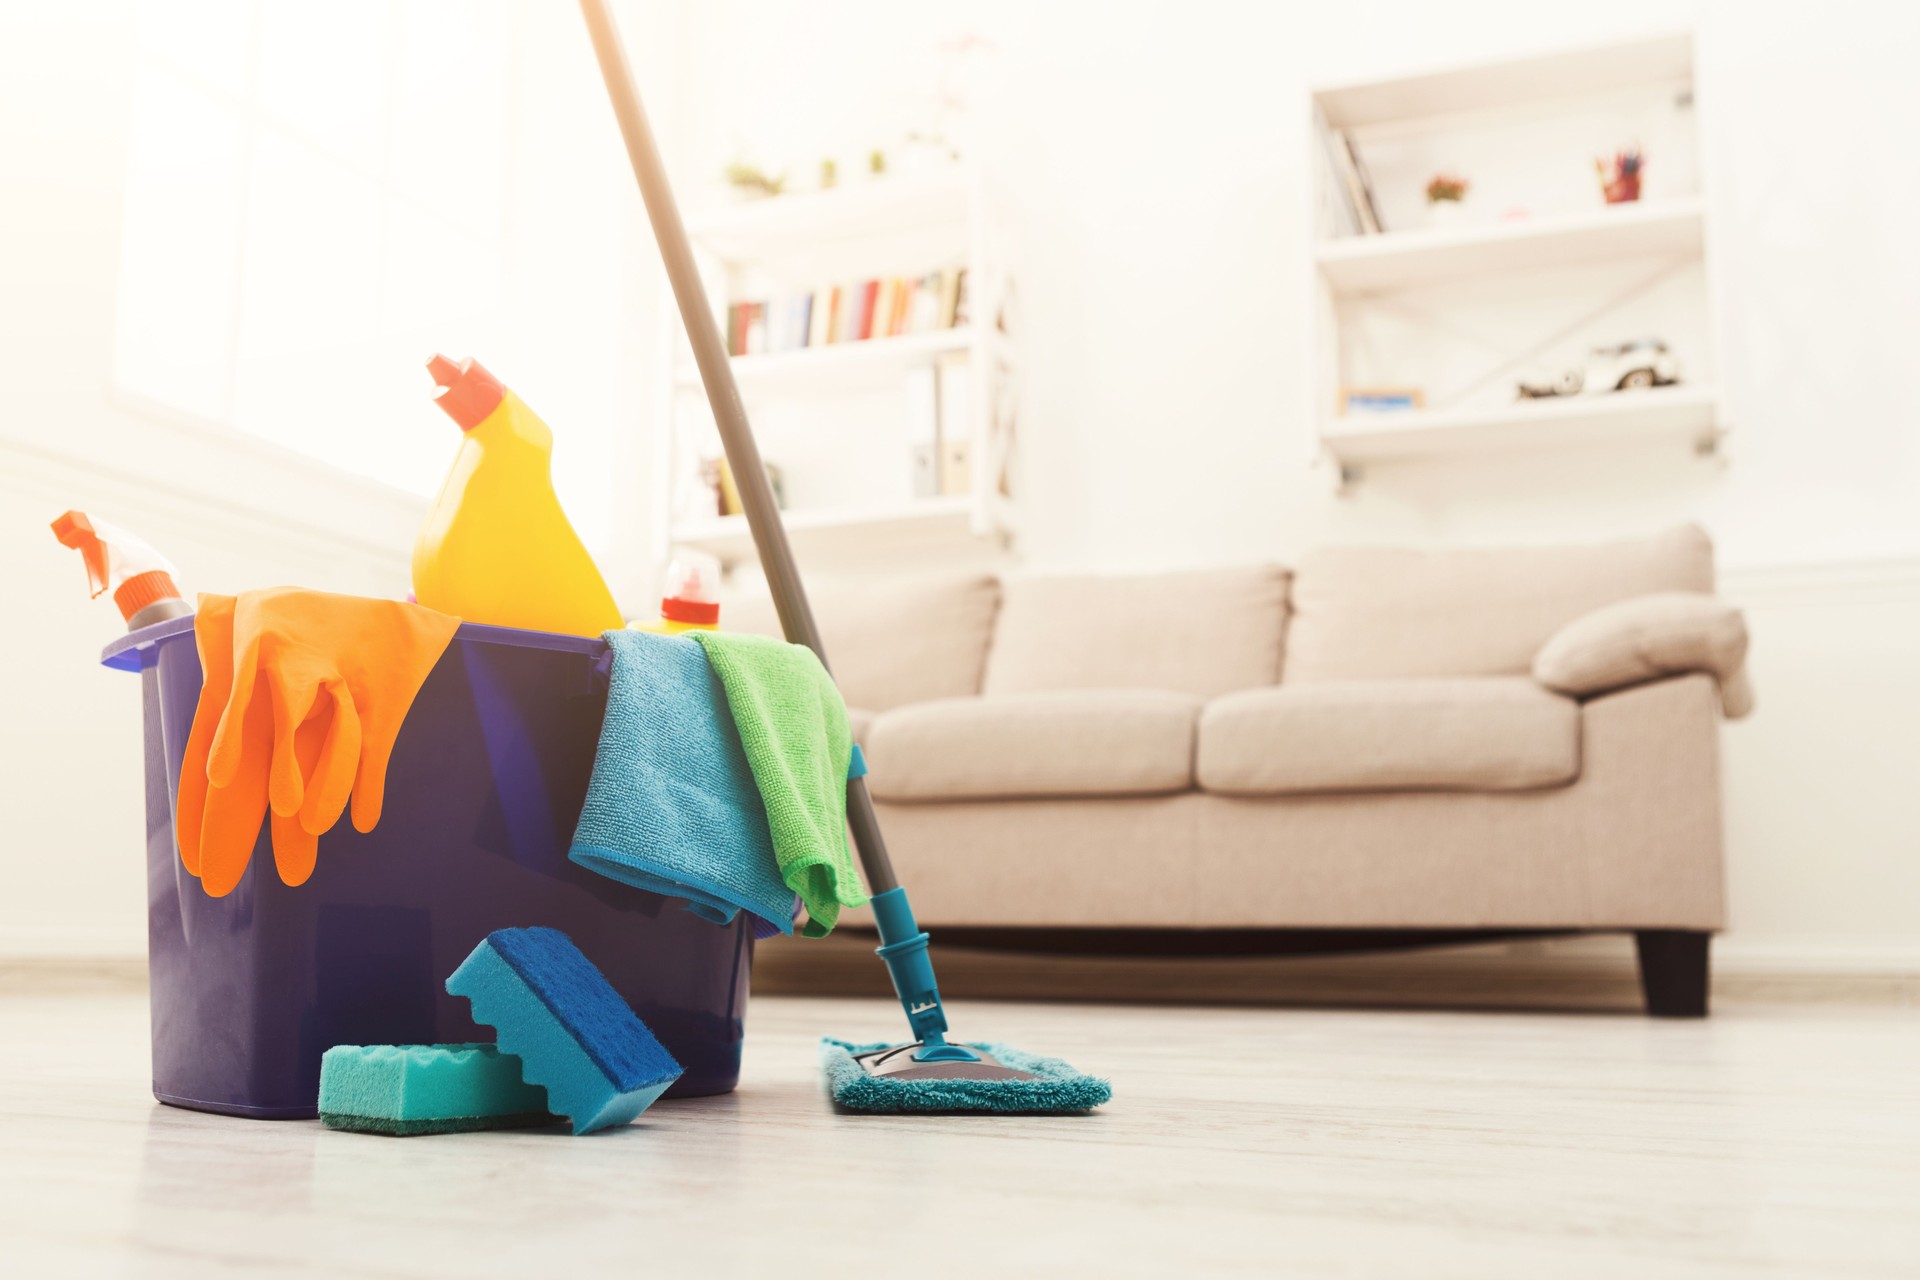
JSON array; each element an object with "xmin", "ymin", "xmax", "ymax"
[{"xmin": 103, "ymin": 616, "xmax": 753, "ymax": 1119}]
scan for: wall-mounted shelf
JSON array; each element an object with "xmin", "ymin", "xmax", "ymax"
[
  {"xmin": 1322, "ymin": 384, "xmax": 1719, "ymax": 466},
  {"xmin": 1316, "ymin": 199, "xmax": 1704, "ymax": 294},
  {"xmin": 685, "ymin": 173, "xmax": 971, "ymax": 263},
  {"xmin": 671, "ymin": 496, "xmax": 978, "ymax": 566},
  {"xmin": 675, "ymin": 326, "xmax": 996, "ymax": 393},
  {"xmin": 1315, "ymin": 32, "xmax": 1695, "ymax": 131},
  {"xmin": 1306, "ymin": 32, "xmax": 1720, "ymax": 482}
]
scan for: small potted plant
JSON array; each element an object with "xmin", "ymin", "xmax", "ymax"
[
  {"xmin": 1425, "ymin": 173, "xmax": 1469, "ymax": 228},
  {"xmin": 1597, "ymin": 148, "xmax": 1643, "ymax": 204},
  {"xmin": 722, "ymin": 161, "xmax": 785, "ymax": 201}
]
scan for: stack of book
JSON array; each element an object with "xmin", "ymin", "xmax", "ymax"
[{"xmin": 725, "ymin": 267, "xmax": 968, "ymax": 357}]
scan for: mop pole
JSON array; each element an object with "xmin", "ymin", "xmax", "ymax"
[{"xmin": 580, "ymin": 0, "xmax": 972, "ymax": 1057}]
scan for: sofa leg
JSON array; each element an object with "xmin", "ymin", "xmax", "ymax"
[{"xmin": 1634, "ymin": 930, "xmax": 1711, "ymax": 1017}]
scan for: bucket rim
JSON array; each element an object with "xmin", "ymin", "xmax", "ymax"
[{"xmin": 101, "ymin": 613, "xmax": 611, "ymax": 672}]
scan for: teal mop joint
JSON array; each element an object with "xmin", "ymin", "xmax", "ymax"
[
  {"xmin": 870, "ymin": 887, "xmax": 976, "ymax": 1063},
  {"xmin": 581, "ymin": 0, "xmax": 1108, "ymax": 1114}
]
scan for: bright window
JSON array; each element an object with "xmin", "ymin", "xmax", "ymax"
[{"xmin": 113, "ymin": 0, "xmax": 513, "ymax": 497}]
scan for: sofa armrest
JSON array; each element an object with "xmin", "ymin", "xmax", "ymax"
[{"xmin": 1533, "ymin": 592, "xmax": 1753, "ymax": 718}]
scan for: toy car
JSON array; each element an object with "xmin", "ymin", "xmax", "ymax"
[{"xmin": 1518, "ymin": 340, "xmax": 1679, "ymax": 399}]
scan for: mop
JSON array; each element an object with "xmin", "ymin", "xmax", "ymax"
[{"xmin": 579, "ymin": 0, "xmax": 1109, "ymax": 1115}]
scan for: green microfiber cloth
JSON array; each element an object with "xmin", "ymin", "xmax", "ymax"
[
  {"xmin": 689, "ymin": 631, "xmax": 867, "ymax": 936},
  {"xmin": 317, "ymin": 1043, "xmax": 557, "ymax": 1136},
  {"xmin": 821, "ymin": 1039, "xmax": 1113, "ymax": 1114}
]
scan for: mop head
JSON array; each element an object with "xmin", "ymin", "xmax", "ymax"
[{"xmin": 822, "ymin": 1039, "xmax": 1111, "ymax": 1115}]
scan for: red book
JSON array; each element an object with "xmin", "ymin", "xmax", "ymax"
[{"xmin": 857, "ymin": 280, "xmax": 880, "ymax": 341}]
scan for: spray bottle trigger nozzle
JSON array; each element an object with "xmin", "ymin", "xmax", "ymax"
[{"xmin": 51, "ymin": 511, "xmax": 110, "ymax": 598}]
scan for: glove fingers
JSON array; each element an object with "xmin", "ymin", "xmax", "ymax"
[
  {"xmin": 345, "ymin": 606, "xmax": 459, "ymax": 834},
  {"xmin": 176, "ymin": 595, "xmax": 238, "ymax": 877},
  {"xmin": 300, "ymin": 682, "xmax": 361, "ymax": 836},
  {"xmin": 269, "ymin": 706, "xmax": 332, "ymax": 886},
  {"xmin": 348, "ymin": 717, "xmax": 399, "ymax": 834},
  {"xmin": 196, "ymin": 688, "xmax": 274, "ymax": 897},
  {"xmin": 270, "ymin": 808, "xmax": 321, "ymax": 888},
  {"xmin": 207, "ymin": 637, "xmax": 265, "ymax": 790},
  {"xmin": 266, "ymin": 670, "xmax": 324, "ymax": 818}
]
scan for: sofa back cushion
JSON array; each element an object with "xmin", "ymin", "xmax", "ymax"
[
  {"xmin": 1282, "ymin": 524, "xmax": 1715, "ymax": 681},
  {"xmin": 982, "ymin": 566, "xmax": 1290, "ymax": 700},
  {"xmin": 725, "ymin": 572, "xmax": 1001, "ymax": 711}
]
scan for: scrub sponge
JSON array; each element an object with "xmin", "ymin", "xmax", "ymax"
[
  {"xmin": 446, "ymin": 927, "xmax": 683, "ymax": 1135},
  {"xmin": 317, "ymin": 1043, "xmax": 555, "ymax": 1136}
]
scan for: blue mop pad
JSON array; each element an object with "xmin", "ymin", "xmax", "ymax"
[
  {"xmin": 448, "ymin": 927, "xmax": 683, "ymax": 1134},
  {"xmin": 821, "ymin": 1039, "xmax": 1112, "ymax": 1115},
  {"xmin": 569, "ymin": 629, "xmax": 795, "ymax": 937}
]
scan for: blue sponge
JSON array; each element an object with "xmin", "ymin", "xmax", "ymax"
[{"xmin": 446, "ymin": 928, "xmax": 683, "ymax": 1134}]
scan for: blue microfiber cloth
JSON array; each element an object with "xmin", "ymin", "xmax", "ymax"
[
  {"xmin": 820, "ymin": 1039, "xmax": 1113, "ymax": 1115},
  {"xmin": 317, "ymin": 1043, "xmax": 555, "ymax": 1136},
  {"xmin": 447, "ymin": 927, "xmax": 683, "ymax": 1135},
  {"xmin": 569, "ymin": 629, "xmax": 795, "ymax": 937}
]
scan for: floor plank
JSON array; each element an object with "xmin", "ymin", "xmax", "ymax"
[{"xmin": 1, "ymin": 991, "xmax": 1916, "ymax": 1277}]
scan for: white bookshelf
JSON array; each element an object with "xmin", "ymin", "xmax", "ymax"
[
  {"xmin": 1307, "ymin": 32, "xmax": 1722, "ymax": 483},
  {"xmin": 670, "ymin": 495, "xmax": 976, "ymax": 564},
  {"xmin": 1324, "ymin": 383, "xmax": 1719, "ymax": 464},
  {"xmin": 1316, "ymin": 198, "xmax": 1705, "ymax": 294},
  {"xmin": 655, "ymin": 170, "xmax": 1016, "ymax": 571}
]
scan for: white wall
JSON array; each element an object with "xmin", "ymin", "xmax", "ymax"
[
  {"xmin": 659, "ymin": 0, "xmax": 1920, "ymax": 966},
  {"xmin": 0, "ymin": 0, "xmax": 679, "ymax": 954}
]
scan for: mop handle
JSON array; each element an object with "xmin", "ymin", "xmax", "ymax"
[{"xmin": 580, "ymin": 0, "xmax": 900, "ymax": 895}]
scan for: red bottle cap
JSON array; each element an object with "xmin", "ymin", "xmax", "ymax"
[
  {"xmin": 661, "ymin": 596, "xmax": 721, "ymax": 625},
  {"xmin": 426, "ymin": 354, "xmax": 506, "ymax": 431}
]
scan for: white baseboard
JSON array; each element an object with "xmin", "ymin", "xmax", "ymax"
[
  {"xmin": 0, "ymin": 928, "xmax": 145, "ymax": 960},
  {"xmin": 5, "ymin": 927, "xmax": 1917, "ymax": 976}
]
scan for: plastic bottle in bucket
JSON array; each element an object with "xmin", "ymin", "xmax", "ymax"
[
  {"xmin": 52, "ymin": 510, "xmax": 193, "ymax": 630},
  {"xmin": 412, "ymin": 355, "xmax": 624, "ymax": 638},
  {"xmin": 631, "ymin": 553, "xmax": 722, "ymax": 634}
]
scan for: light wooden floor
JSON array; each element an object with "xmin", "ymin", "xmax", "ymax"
[{"xmin": 3, "ymin": 990, "xmax": 1917, "ymax": 1278}]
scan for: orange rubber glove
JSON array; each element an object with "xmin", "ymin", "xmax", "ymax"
[{"xmin": 175, "ymin": 589, "xmax": 460, "ymax": 896}]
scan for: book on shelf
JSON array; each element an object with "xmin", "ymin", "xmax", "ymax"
[
  {"xmin": 903, "ymin": 364, "xmax": 940, "ymax": 500},
  {"xmin": 1324, "ymin": 125, "xmax": 1382, "ymax": 235},
  {"xmin": 722, "ymin": 267, "xmax": 970, "ymax": 356},
  {"xmin": 934, "ymin": 349, "xmax": 971, "ymax": 496}
]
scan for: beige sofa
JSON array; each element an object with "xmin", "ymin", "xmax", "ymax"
[{"xmin": 735, "ymin": 525, "xmax": 1751, "ymax": 1015}]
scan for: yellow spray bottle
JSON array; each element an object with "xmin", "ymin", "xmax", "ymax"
[{"xmin": 412, "ymin": 355, "xmax": 624, "ymax": 638}]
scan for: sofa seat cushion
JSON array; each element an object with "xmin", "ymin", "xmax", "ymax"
[
  {"xmin": 1197, "ymin": 677, "xmax": 1579, "ymax": 795},
  {"xmin": 866, "ymin": 690, "xmax": 1201, "ymax": 801}
]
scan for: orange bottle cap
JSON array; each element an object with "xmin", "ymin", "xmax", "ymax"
[
  {"xmin": 113, "ymin": 570, "xmax": 182, "ymax": 623},
  {"xmin": 426, "ymin": 354, "xmax": 506, "ymax": 431}
]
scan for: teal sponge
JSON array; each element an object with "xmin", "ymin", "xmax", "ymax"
[
  {"xmin": 446, "ymin": 927, "xmax": 683, "ymax": 1135},
  {"xmin": 317, "ymin": 1043, "xmax": 555, "ymax": 1136}
]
